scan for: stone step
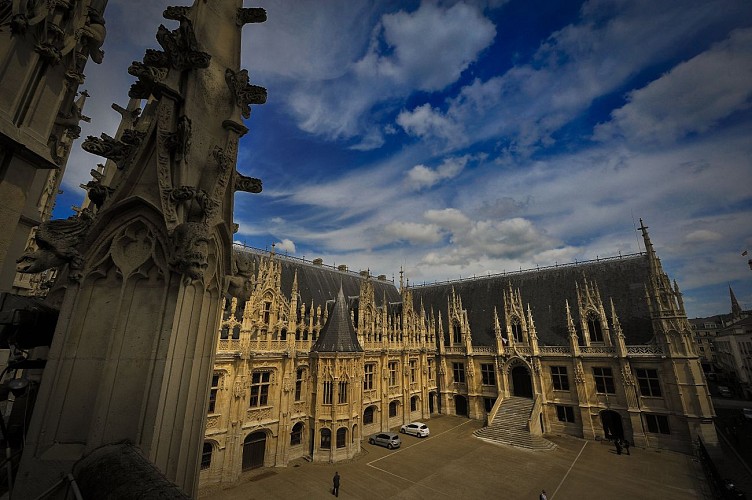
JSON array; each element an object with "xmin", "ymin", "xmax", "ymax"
[{"xmin": 474, "ymin": 397, "xmax": 556, "ymax": 451}]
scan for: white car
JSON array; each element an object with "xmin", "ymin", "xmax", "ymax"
[{"xmin": 400, "ymin": 422, "xmax": 429, "ymax": 438}]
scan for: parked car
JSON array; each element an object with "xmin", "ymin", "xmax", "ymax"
[
  {"xmin": 368, "ymin": 432, "xmax": 401, "ymax": 449},
  {"xmin": 719, "ymin": 386, "xmax": 733, "ymax": 398},
  {"xmin": 400, "ymin": 422, "xmax": 430, "ymax": 438}
]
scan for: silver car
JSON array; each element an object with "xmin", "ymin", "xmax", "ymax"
[
  {"xmin": 368, "ymin": 432, "xmax": 401, "ymax": 449},
  {"xmin": 400, "ymin": 422, "xmax": 429, "ymax": 438}
]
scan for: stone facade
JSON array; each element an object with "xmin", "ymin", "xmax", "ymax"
[
  {"xmin": 201, "ymin": 251, "xmax": 438, "ymax": 485},
  {"xmin": 199, "ymin": 222, "xmax": 717, "ymax": 488}
]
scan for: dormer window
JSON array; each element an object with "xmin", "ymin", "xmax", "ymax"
[
  {"xmin": 587, "ymin": 312, "xmax": 603, "ymax": 342},
  {"xmin": 511, "ymin": 317, "xmax": 523, "ymax": 343},
  {"xmin": 453, "ymin": 324, "xmax": 462, "ymax": 344}
]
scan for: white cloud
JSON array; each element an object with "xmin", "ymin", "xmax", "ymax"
[
  {"xmin": 275, "ymin": 1, "xmax": 495, "ymax": 147},
  {"xmin": 354, "ymin": 2, "xmax": 495, "ymax": 91},
  {"xmin": 275, "ymin": 239, "xmax": 296, "ymax": 253},
  {"xmin": 594, "ymin": 28, "xmax": 752, "ymax": 144},
  {"xmin": 424, "ymin": 208, "xmax": 470, "ymax": 230},
  {"xmin": 685, "ymin": 230, "xmax": 723, "ymax": 243},
  {"xmin": 397, "ymin": 104, "xmax": 465, "ymax": 146},
  {"xmin": 405, "ymin": 155, "xmax": 468, "ymax": 190},
  {"xmin": 396, "ymin": 0, "xmax": 752, "ymax": 154}
]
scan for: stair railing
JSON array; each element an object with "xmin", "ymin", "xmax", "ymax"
[
  {"xmin": 527, "ymin": 394, "xmax": 542, "ymax": 436},
  {"xmin": 486, "ymin": 395, "xmax": 505, "ymax": 426}
]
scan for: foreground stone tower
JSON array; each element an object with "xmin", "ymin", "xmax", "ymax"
[{"xmin": 14, "ymin": 1, "xmax": 266, "ymax": 496}]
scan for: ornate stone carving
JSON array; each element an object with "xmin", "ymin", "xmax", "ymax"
[
  {"xmin": 206, "ymin": 415, "xmax": 220, "ymax": 429},
  {"xmin": 128, "ymin": 61, "xmax": 169, "ymax": 99},
  {"xmin": 110, "ymin": 222, "xmax": 158, "ymax": 278},
  {"xmin": 237, "ymin": 8, "xmax": 266, "ymax": 26},
  {"xmin": 226, "ymin": 252, "xmax": 254, "ymax": 302},
  {"xmin": 77, "ymin": 9, "xmax": 107, "ymax": 64},
  {"xmin": 234, "ymin": 173, "xmax": 262, "ymax": 193},
  {"xmin": 165, "ymin": 115, "xmax": 191, "ymax": 162},
  {"xmin": 83, "ymin": 170, "xmax": 114, "ymax": 209},
  {"xmin": 163, "ymin": 6, "xmax": 190, "ymax": 20},
  {"xmin": 144, "ymin": 18, "xmax": 210, "ymax": 71},
  {"xmin": 16, "ymin": 209, "xmax": 95, "ymax": 281},
  {"xmin": 225, "ymin": 68, "xmax": 267, "ymax": 119},
  {"xmin": 168, "ymin": 222, "xmax": 210, "ymax": 280},
  {"xmin": 81, "ymin": 134, "xmax": 133, "ymax": 169},
  {"xmin": 35, "ymin": 42, "xmax": 62, "ymax": 64},
  {"xmin": 121, "ymin": 129, "xmax": 146, "ymax": 146}
]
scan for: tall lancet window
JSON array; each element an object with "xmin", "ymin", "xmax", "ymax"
[
  {"xmin": 587, "ymin": 312, "xmax": 603, "ymax": 342},
  {"xmin": 511, "ymin": 318, "xmax": 523, "ymax": 343},
  {"xmin": 453, "ymin": 324, "xmax": 462, "ymax": 344}
]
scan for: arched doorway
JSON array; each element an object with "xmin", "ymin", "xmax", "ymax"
[
  {"xmin": 429, "ymin": 392, "xmax": 436, "ymax": 414},
  {"xmin": 511, "ymin": 365, "xmax": 533, "ymax": 398},
  {"xmin": 600, "ymin": 410, "xmax": 624, "ymax": 440},
  {"xmin": 454, "ymin": 395, "xmax": 468, "ymax": 417},
  {"xmin": 242, "ymin": 431, "xmax": 266, "ymax": 471}
]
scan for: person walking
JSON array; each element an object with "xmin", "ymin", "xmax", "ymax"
[
  {"xmin": 615, "ymin": 439, "xmax": 622, "ymax": 455},
  {"xmin": 333, "ymin": 471, "xmax": 340, "ymax": 497},
  {"xmin": 540, "ymin": 489, "xmax": 548, "ymax": 500}
]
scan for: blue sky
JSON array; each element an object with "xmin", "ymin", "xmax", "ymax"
[{"xmin": 55, "ymin": 0, "xmax": 752, "ymax": 318}]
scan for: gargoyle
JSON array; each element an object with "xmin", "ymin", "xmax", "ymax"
[
  {"xmin": 16, "ymin": 210, "xmax": 95, "ymax": 280},
  {"xmin": 234, "ymin": 173, "xmax": 262, "ymax": 193}
]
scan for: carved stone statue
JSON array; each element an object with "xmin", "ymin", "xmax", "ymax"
[
  {"xmin": 226, "ymin": 251, "xmax": 254, "ymax": 302},
  {"xmin": 15, "ymin": 209, "xmax": 95, "ymax": 279}
]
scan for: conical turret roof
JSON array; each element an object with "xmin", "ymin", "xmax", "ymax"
[{"xmin": 311, "ymin": 285, "xmax": 362, "ymax": 352}]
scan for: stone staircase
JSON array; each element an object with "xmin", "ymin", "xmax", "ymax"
[{"xmin": 473, "ymin": 396, "xmax": 556, "ymax": 451}]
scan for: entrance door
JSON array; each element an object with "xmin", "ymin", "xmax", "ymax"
[
  {"xmin": 454, "ymin": 395, "xmax": 468, "ymax": 417},
  {"xmin": 242, "ymin": 431, "xmax": 266, "ymax": 471},
  {"xmin": 429, "ymin": 392, "xmax": 435, "ymax": 414},
  {"xmin": 600, "ymin": 410, "xmax": 623, "ymax": 440},
  {"xmin": 511, "ymin": 365, "xmax": 533, "ymax": 398}
]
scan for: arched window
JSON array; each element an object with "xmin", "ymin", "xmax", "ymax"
[
  {"xmin": 201, "ymin": 442, "xmax": 213, "ymax": 470},
  {"xmin": 364, "ymin": 405, "xmax": 375, "ymax": 424},
  {"xmin": 280, "ymin": 328, "xmax": 287, "ymax": 340},
  {"xmin": 220, "ymin": 326, "xmax": 229, "ymax": 339},
  {"xmin": 320, "ymin": 428, "xmax": 331, "ymax": 449},
  {"xmin": 411, "ymin": 395, "xmax": 419, "ymax": 412},
  {"xmin": 291, "ymin": 422, "xmax": 303, "ymax": 446},
  {"xmin": 453, "ymin": 324, "xmax": 462, "ymax": 344},
  {"xmin": 587, "ymin": 313, "xmax": 603, "ymax": 342},
  {"xmin": 511, "ymin": 318, "xmax": 523, "ymax": 343},
  {"xmin": 232, "ymin": 325, "xmax": 240, "ymax": 340},
  {"xmin": 336, "ymin": 427, "xmax": 347, "ymax": 448},
  {"xmin": 389, "ymin": 400, "xmax": 399, "ymax": 418}
]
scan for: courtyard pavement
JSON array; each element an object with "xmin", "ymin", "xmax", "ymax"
[{"xmin": 198, "ymin": 415, "xmax": 711, "ymax": 500}]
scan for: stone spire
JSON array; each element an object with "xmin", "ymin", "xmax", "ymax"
[
  {"xmin": 730, "ymin": 285, "xmax": 743, "ymax": 320},
  {"xmin": 311, "ymin": 286, "xmax": 363, "ymax": 352}
]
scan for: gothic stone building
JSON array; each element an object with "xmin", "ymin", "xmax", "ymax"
[{"xmin": 199, "ymin": 222, "xmax": 716, "ymax": 486}]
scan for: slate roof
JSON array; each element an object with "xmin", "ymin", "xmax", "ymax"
[
  {"xmin": 411, "ymin": 254, "xmax": 654, "ymax": 346},
  {"xmin": 234, "ymin": 246, "xmax": 401, "ymax": 315},
  {"xmin": 311, "ymin": 286, "xmax": 363, "ymax": 352}
]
